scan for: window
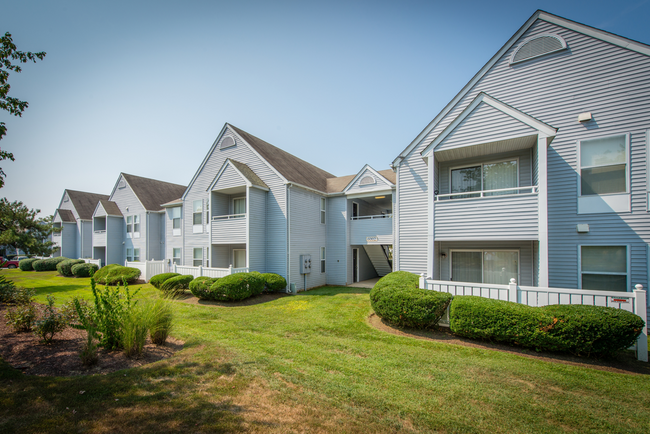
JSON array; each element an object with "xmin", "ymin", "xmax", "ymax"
[
  {"xmin": 320, "ymin": 197, "xmax": 326, "ymax": 224},
  {"xmin": 233, "ymin": 197, "xmax": 246, "ymax": 217},
  {"xmin": 133, "ymin": 215, "xmax": 140, "ymax": 238},
  {"xmin": 320, "ymin": 247, "xmax": 326, "ymax": 273},
  {"xmin": 580, "ymin": 246, "xmax": 627, "ymax": 292},
  {"xmin": 133, "ymin": 248, "xmax": 140, "ymax": 262},
  {"xmin": 193, "ymin": 248, "xmax": 203, "ymax": 267},
  {"xmin": 233, "ymin": 249, "xmax": 246, "ymax": 268},
  {"xmin": 172, "ymin": 207, "xmax": 181, "ymax": 236},
  {"xmin": 578, "ymin": 134, "xmax": 629, "ymax": 214},
  {"xmin": 450, "ymin": 250, "xmax": 519, "ymax": 285},
  {"xmin": 172, "ymin": 248, "xmax": 181, "ymax": 265},
  {"xmin": 193, "ymin": 200, "xmax": 203, "ymax": 233},
  {"xmin": 126, "ymin": 216, "xmax": 132, "ymax": 237},
  {"xmin": 450, "ymin": 159, "xmax": 518, "ymax": 198},
  {"xmin": 126, "ymin": 248, "xmax": 133, "ymax": 262},
  {"xmin": 580, "ymin": 135, "xmax": 627, "ymax": 195}
]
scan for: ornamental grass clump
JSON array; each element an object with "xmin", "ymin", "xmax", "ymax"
[
  {"xmin": 150, "ymin": 272, "xmax": 180, "ymax": 289},
  {"xmin": 370, "ymin": 271, "xmax": 452, "ymax": 329},
  {"xmin": 121, "ymin": 304, "xmax": 149, "ymax": 358},
  {"xmin": 147, "ymin": 298, "xmax": 174, "ymax": 345},
  {"xmin": 56, "ymin": 259, "xmax": 85, "ymax": 277}
]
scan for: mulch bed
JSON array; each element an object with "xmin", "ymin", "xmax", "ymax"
[
  {"xmin": 0, "ymin": 303, "xmax": 183, "ymax": 377},
  {"xmin": 368, "ymin": 313, "xmax": 650, "ymax": 375}
]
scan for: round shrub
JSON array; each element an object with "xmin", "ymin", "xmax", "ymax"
[
  {"xmin": 93, "ymin": 264, "xmax": 141, "ymax": 285},
  {"xmin": 210, "ymin": 273, "xmax": 252, "ymax": 301},
  {"xmin": 33, "ymin": 257, "xmax": 69, "ymax": 272},
  {"xmin": 150, "ymin": 273, "xmax": 181, "ymax": 289},
  {"xmin": 449, "ymin": 296, "xmax": 646, "ymax": 358},
  {"xmin": 71, "ymin": 262, "xmax": 99, "ymax": 277},
  {"xmin": 246, "ymin": 271, "xmax": 266, "ymax": 296},
  {"xmin": 189, "ymin": 276, "xmax": 219, "ymax": 299},
  {"xmin": 18, "ymin": 258, "xmax": 38, "ymax": 271},
  {"xmin": 370, "ymin": 271, "xmax": 452, "ymax": 329},
  {"xmin": 56, "ymin": 259, "xmax": 85, "ymax": 276},
  {"xmin": 160, "ymin": 275, "xmax": 194, "ymax": 296},
  {"xmin": 262, "ymin": 273, "xmax": 287, "ymax": 292}
]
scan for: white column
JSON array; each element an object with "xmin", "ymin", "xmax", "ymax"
[
  {"xmin": 426, "ymin": 154, "xmax": 435, "ymax": 279},
  {"xmin": 634, "ymin": 284, "xmax": 648, "ymax": 362},
  {"xmin": 537, "ymin": 134, "xmax": 549, "ymax": 287}
]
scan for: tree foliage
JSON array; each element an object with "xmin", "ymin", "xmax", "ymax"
[
  {"xmin": 0, "ymin": 198, "xmax": 59, "ymax": 256},
  {"xmin": 0, "ymin": 32, "xmax": 46, "ymax": 187}
]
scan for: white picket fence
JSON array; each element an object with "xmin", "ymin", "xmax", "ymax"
[
  {"xmin": 172, "ymin": 264, "xmax": 249, "ymax": 279},
  {"xmin": 125, "ymin": 260, "xmax": 166, "ymax": 282},
  {"xmin": 80, "ymin": 258, "xmax": 101, "ymax": 267},
  {"xmin": 420, "ymin": 275, "xmax": 648, "ymax": 362}
]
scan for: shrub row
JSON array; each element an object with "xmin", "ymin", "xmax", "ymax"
[
  {"xmin": 93, "ymin": 264, "xmax": 141, "ymax": 285},
  {"xmin": 449, "ymin": 296, "xmax": 645, "ymax": 358},
  {"xmin": 33, "ymin": 257, "xmax": 69, "ymax": 272},
  {"xmin": 56, "ymin": 259, "xmax": 86, "ymax": 276},
  {"xmin": 19, "ymin": 258, "xmax": 39, "ymax": 271},
  {"xmin": 189, "ymin": 276, "xmax": 218, "ymax": 299},
  {"xmin": 160, "ymin": 275, "xmax": 194, "ymax": 296},
  {"xmin": 150, "ymin": 273, "xmax": 180, "ymax": 289},
  {"xmin": 71, "ymin": 263, "xmax": 99, "ymax": 277},
  {"xmin": 370, "ymin": 271, "xmax": 452, "ymax": 329}
]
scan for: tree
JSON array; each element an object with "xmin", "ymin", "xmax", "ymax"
[
  {"xmin": 0, "ymin": 198, "xmax": 59, "ymax": 256},
  {"xmin": 1, "ymin": 32, "xmax": 46, "ymax": 188}
]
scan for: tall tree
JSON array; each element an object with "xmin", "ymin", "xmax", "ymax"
[
  {"xmin": 0, "ymin": 198, "xmax": 59, "ymax": 256},
  {"xmin": 1, "ymin": 32, "xmax": 46, "ymax": 188}
]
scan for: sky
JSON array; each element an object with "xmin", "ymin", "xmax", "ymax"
[{"xmin": 2, "ymin": 0, "xmax": 650, "ymax": 216}]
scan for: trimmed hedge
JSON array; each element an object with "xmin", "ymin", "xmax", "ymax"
[
  {"xmin": 32, "ymin": 257, "xmax": 69, "ymax": 272},
  {"xmin": 160, "ymin": 275, "xmax": 194, "ymax": 296},
  {"xmin": 71, "ymin": 262, "xmax": 99, "ymax": 277},
  {"xmin": 189, "ymin": 276, "xmax": 219, "ymax": 299},
  {"xmin": 370, "ymin": 271, "xmax": 452, "ymax": 329},
  {"xmin": 247, "ymin": 271, "xmax": 266, "ymax": 296},
  {"xmin": 56, "ymin": 259, "xmax": 85, "ymax": 277},
  {"xmin": 18, "ymin": 258, "xmax": 39, "ymax": 271},
  {"xmin": 449, "ymin": 296, "xmax": 646, "ymax": 357},
  {"xmin": 150, "ymin": 273, "xmax": 181, "ymax": 289},
  {"xmin": 93, "ymin": 264, "xmax": 141, "ymax": 285},
  {"xmin": 262, "ymin": 273, "xmax": 287, "ymax": 292}
]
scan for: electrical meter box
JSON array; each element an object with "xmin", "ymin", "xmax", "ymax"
[{"xmin": 300, "ymin": 254, "xmax": 312, "ymax": 274}]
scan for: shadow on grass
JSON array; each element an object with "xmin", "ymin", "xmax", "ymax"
[
  {"xmin": 0, "ymin": 348, "xmax": 257, "ymax": 433},
  {"xmin": 299, "ymin": 286, "xmax": 371, "ymax": 296},
  {"xmin": 179, "ymin": 292, "xmax": 290, "ymax": 307}
]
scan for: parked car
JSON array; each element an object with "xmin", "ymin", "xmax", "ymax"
[{"xmin": 1, "ymin": 256, "xmax": 29, "ymax": 269}]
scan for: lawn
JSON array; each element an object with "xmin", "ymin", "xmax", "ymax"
[{"xmin": 1, "ymin": 269, "xmax": 650, "ymax": 433}]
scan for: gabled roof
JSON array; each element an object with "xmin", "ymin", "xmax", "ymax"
[
  {"xmin": 118, "ymin": 173, "xmax": 187, "ymax": 212},
  {"xmin": 392, "ymin": 9, "xmax": 650, "ymax": 166},
  {"xmin": 65, "ymin": 190, "xmax": 110, "ymax": 220},
  {"xmin": 229, "ymin": 125, "xmax": 335, "ymax": 193},
  {"xmin": 207, "ymin": 158, "xmax": 270, "ymax": 192},
  {"xmin": 55, "ymin": 209, "xmax": 76, "ymax": 223},
  {"xmin": 160, "ymin": 198, "xmax": 183, "ymax": 208},
  {"xmin": 327, "ymin": 167, "xmax": 396, "ymax": 193},
  {"xmin": 97, "ymin": 200, "xmax": 123, "ymax": 217}
]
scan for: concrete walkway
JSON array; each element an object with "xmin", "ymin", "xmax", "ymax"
[{"xmin": 347, "ymin": 277, "xmax": 380, "ymax": 288}]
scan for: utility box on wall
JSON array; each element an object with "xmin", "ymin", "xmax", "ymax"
[{"xmin": 300, "ymin": 254, "xmax": 312, "ymax": 274}]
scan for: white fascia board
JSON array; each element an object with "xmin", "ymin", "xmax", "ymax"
[
  {"xmin": 391, "ymin": 10, "xmax": 543, "ymax": 167},
  {"xmin": 420, "ymin": 93, "xmax": 557, "ymax": 157},
  {"xmin": 206, "ymin": 159, "xmax": 251, "ymax": 192},
  {"xmin": 250, "ymin": 184, "xmax": 270, "ymax": 192},
  {"xmin": 182, "ymin": 123, "xmax": 229, "ymax": 201},
  {"xmin": 346, "ymin": 189, "xmax": 394, "ymax": 200},
  {"xmin": 342, "ymin": 165, "xmax": 395, "ymax": 193},
  {"xmin": 92, "ymin": 201, "xmax": 106, "ymax": 218},
  {"xmin": 284, "ymin": 182, "xmax": 327, "ymax": 196},
  {"xmin": 228, "ymin": 124, "xmax": 288, "ymax": 185}
]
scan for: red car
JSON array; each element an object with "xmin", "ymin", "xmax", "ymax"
[{"xmin": 1, "ymin": 256, "xmax": 27, "ymax": 269}]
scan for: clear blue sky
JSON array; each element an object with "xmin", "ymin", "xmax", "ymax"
[{"xmin": 2, "ymin": 0, "xmax": 649, "ymax": 216}]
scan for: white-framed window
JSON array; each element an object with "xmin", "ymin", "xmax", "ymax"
[
  {"xmin": 133, "ymin": 215, "xmax": 140, "ymax": 238},
  {"xmin": 126, "ymin": 248, "xmax": 140, "ymax": 262},
  {"xmin": 193, "ymin": 200, "xmax": 203, "ymax": 233},
  {"xmin": 577, "ymin": 134, "xmax": 630, "ymax": 214},
  {"xmin": 172, "ymin": 207, "xmax": 181, "ymax": 236},
  {"xmin": 579, "ymin": 245, "xmax": 628, "ymax": 292},
  {"xmin": 450, "ymin": 158, "xmax": 518, "ymax": 198},
  {"xmin": 126, "ymin": 248, "xmax": 132, "ymax": 262},
  {"xmin": 126, "ymin": 216, "xmax": 132, "ymax": 237},
  {"xmin": 172, "ymin": 248, "xmax": 181, "ymax": 265},
  {"xmin": 233, "ymin": 197, "xmax": 246, "ymax": 217},
  {"xmin": 320, "ymin": 246, "xmax": 326, "ymax": 273},
  {"xmin": 193, "ymin": 248, "xmax": 203, "ymax": 267},
  {"xmin": 450, "ymin": 249, "xmax": 519, "ymax": 285},
  {"xmin": 133, "ymin": 248, "xmax": 140, "ymax": 262},
  {"xmin": 320, "ymin": 197, "xmax": 326, "ymax": 224},
  {"xmin": 233, "ymin": 249, "xmax": 246, "ymax": 269}
]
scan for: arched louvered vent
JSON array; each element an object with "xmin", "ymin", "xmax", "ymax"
[
  {"xmin": 63, "ymin": 194, "xmax": 69, "ymax": 202},
  {"xmin": 510, "ymin": 34, "xmax": 566, "ymax": 64},
  {"xmin": 220, "ymin": 136, "xmax": 235, "ymax": 149},
  {"xmin": 359, "ymin": 176, "xmax": 375, "ymax": 186},
  {"xmin": 118, "ymin": 180, "xmax": 126, "ymax": 189}
]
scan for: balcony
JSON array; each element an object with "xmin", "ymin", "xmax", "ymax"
[
  {"xmin": 350, "ymin": 214, "xmax": 393, "ymax": 245},
  {"xmin": 211, "ymin": 214, "xmax": 246, "ymax": 244},
  {"xmin": 93, "ymin": 230, "xmax": 107, "ymax": 247},
  {"xmin": 434, "ymin": 186, "xmax": 538, "ymax": 241}
]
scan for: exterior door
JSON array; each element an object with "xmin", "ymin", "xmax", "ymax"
[
  {"xmin": 233, "ymin": 249, "xmax": 246, "ymax": 268},
  {"xmin": 353, "ymin": 248, "xmax": 359, "ymax": 282}
]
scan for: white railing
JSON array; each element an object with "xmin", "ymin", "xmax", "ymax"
[
  {"xmin": 420, "ymin": 275, "xmax": 648, "ymax": 362},
  {"xmin": 351, "ymin": 213, "xmax": 392, "ymax": 221},
  {"xmin": 435, "ymin": 185, "xmax": 538, "ymax": 201},
  {"xmin": 94, "ymin": 230, "xmax": 106, "ymax": 234},
  {"xmin": 212, "ymin": 213, "xmax": 246, "ymax": 220},
  {"xmin": 81, "ymin": 258, "xmax": 101, "ymax": 267},
  {"xmin": 172, "ymin": 264, "xmax": 249, "ymax": 278},
  {"xmin": 125, "ymin": 260, "xmax": 166, "ymax": 282}
]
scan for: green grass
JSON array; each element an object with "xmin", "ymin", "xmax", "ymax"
[{"xmin": 1, "ymin": 269, "xmax": 650, "ymax": 433}]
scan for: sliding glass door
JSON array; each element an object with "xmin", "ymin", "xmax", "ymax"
[{"xmin": 451, "ymin": 250, "xmax": 519, "ymax": 284}]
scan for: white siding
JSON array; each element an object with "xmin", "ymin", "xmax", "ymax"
[
  {"xmin": 346, "ymin": 169, "xmax": 393, "ymax": 195},
  {"xmin": 248, "ymin": 187, "xmax": 266, "ymax": 272},
  {"xmin": 165, "ymin": 206, "xmax": 183, "ymax": 265},
  {"xmin": 110, "ymin": 175, "xmax": 147, "ymax": 261},
  {"xmin": 213, "ymin": 164, "xmax": 247, "ymax": 190},
  {"xmin": 326, "ymin": 196, "xmax": 347, "ymax": 285}
]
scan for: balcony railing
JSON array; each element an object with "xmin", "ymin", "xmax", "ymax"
[
  {"xmin": 350, "ymin": 214, "xmax": 393, "ymax": 245},
  {"xmin": 93, "ymin": 230, "xmax": 107, "ymax": 246},
  {"xmin": 212, "ymin": 213, "xmax": 246, "ymax": 220},
  {"xmin": 211, "ymin": 214, "xmax": 246, "ymax": 244},
  {"xmin": 435, "ymin": 185, "xmax": 538, "ymax": 201}
]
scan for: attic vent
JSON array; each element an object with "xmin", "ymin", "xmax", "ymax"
[
  {"xmin": 118, "ymin": 180, "xmax": 126, "ymax": 189},
  {"xmin": 63, "ymin": 195, "xmax": 69, "ymax": 202},
  {"xmin": 359, "ymin": 176, "xmax": 375, "ymax": 186},
  {"xmin": 510, "ymin": 34, "xmax": 566, "ymax": 64},
  {"xmin": 221, "ymin": 136, "xmax": 235, "ymax": 149}
]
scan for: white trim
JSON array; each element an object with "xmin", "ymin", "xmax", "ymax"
[
  {"xmin": 192, "ymin": 199, "xmax": 204, "ymax": 234},
  {"xmin": 320, "ymin": 246, "xmax": 326, "ymax": 274},
  {"xmin": 449, "ymin": 249, "xmax": 521, "ymax": 285},
  {"xmin": 352, "ymin": 248, "xmax": 360, "ymax": 283},
  {"xmin": 341, "ymin": 164, "xmax": 395, "ymax": 193},
  {"xmin": 509, "ymin": 33, "xmax": 567, "ymax": 65},
  {"xmin": 578, "ymin": 244, "xmax": 630, "ymax": 291},
  {"xmin": 219, "ymin": 135, "xmax": 236, "ymax": 149},
  {"xmin": 346, "ymin": 189, "xmax": 394, "ymax": 201},
  {"xmin": 537, "ymin": 134, "xmax": 549, "ymax": 287},
  {"xmin": 320, "ymin": 197, "xmax": 326, "ymax": 225}
]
